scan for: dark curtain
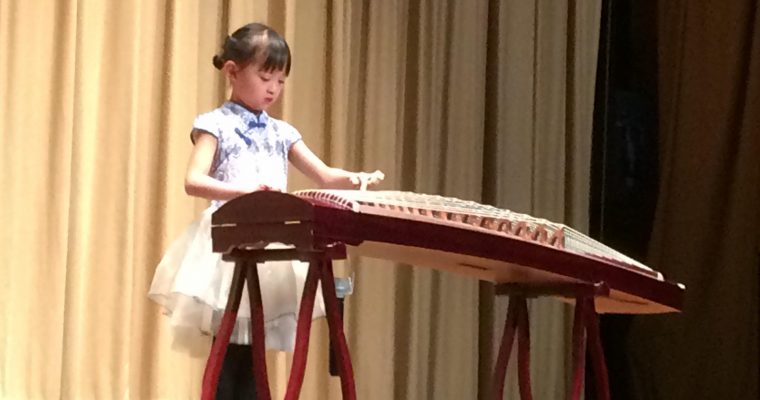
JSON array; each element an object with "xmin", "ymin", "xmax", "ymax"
[{"xmin": 628, "ymin": 1, "xmax": 760, "ymax": 399}]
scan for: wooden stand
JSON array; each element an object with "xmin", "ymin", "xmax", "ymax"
[
  {"xmin": 200, "ymin": 246, "xmax": 356, "ymax": 400},
  {"xmin": 492, "ymin": 282, "xmax": 610, "ymax": 400}
]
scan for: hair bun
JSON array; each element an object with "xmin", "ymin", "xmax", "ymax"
[{"xmin": 212, "ymin": 54, "xmax": 224, "ymax": 70}]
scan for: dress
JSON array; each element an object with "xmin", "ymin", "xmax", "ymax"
[{"xmin": 148, "ymin": 101, "xmax": 325, "ymax": 350}]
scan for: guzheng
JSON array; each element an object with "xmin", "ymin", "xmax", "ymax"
[
  {"xmin": 211, "ymin": 189, "xmax": 684, "ymax": 314},
  {"xmin": 207, "ymin": 189, "xmax": 684, "ymax": 400}
]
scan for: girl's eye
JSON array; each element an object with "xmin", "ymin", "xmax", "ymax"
[
  {"xmin": 278, "ymin": 80, "xmax": 285, "ymax": 85},
  {"xmin": 260, "ymin": 76, "xmax": 271, "ymax": 82}
]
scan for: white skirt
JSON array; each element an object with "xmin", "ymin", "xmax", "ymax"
[{"xmin": 148, "ymin": 207, "xmax": 326, "ymax": 351}]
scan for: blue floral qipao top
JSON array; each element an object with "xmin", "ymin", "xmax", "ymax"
[{"xmin": 192, "ymin": 101, "xmax": 302, "ymax": 208}]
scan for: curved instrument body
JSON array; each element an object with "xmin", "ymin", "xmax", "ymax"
[{"xmin": 212, "ymin": 190, "xmax": 684, "ymax": 314}]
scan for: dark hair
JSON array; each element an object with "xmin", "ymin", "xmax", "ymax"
[{"xmin": 212, "ymin": 23, "xmax": 291, "ymax": 74}]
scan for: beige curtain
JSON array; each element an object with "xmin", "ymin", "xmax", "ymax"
[
  {"xmin": 627, "ymin": 1, "xmax": 760, "ymax": 399},
  {"xmin": 0, "ymin": 0, "xmax": 600, "ymax": 398}
]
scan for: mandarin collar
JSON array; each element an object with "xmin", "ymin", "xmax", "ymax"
[{"xmin": 224, "ymin": 101, "xmax": 269, "ymax": 129}]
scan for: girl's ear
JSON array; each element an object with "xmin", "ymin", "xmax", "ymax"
[{"xmin": 222, "ymin": 60, "xmax": 238, "ymax": 81}]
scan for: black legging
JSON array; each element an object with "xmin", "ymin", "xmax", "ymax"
[{"xmin": 216, "ymin": 342, "xmax": 257, "ymax": 400}]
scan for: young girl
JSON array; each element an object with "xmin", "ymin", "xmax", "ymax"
[{"xmin": 148, "ymin": 22, "xmax": 383, "ymax": 398}]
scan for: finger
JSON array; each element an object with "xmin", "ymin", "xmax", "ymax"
[{"xmin": 370, "ymin": 171, "xmax": 384, "ymax": 185}]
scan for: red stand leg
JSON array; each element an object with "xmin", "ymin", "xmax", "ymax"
[
  {"xmin": 492, "ymin": 298, "xmax": 519, "ymax": 399},
  {"xmin": 584, "ymin": 298, "xmax": 610, "ymax": 400},
  {"xmin": 284, "ymin": 261, "xmax": 320, "ymax": 400},
  {"xmin": 320, "ymin": 260, "xmax": 357, "ymax": 400},
  {"xmin": 492, "ymin": 296, "xmax": 538, "ymax": 400},
  {"xmin": 516, "ymin": 298, "xmax": 533, "ymax": 400},
  {"xmin": 201, "ymin": 264, "xmax": 246, "ymax": 400},
  {"xmin": 568, "ymin": 298, "xmax": 588, "ymax": 400},
  {"xmin": 246, "ymin": 263, "xmax": 272, "ymax": 400}
]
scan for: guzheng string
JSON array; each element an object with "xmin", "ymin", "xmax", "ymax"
[{"xmin": 295, "ymin": 190, "xmax": 660, "ymax": 279}]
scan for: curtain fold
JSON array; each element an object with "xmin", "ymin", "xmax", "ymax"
[
  {"xmin": 627, "ymin": 1, "xmax": 760, "ymax": 399},
  {"xmin": 0, "ymin": 1, "xmax": 600, "ymax": 398}
]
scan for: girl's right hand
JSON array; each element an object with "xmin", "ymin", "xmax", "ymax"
[
  {"xmin": 350, "ymin": 170, "xmax": 385, "ymax": 190},
  {"xmin": 257, "ymin": 184, "xmax": 280, "ymax": 192},
  {"xmin": 240, "ymin": 183, "xmax": 280, "ymax": 194}
]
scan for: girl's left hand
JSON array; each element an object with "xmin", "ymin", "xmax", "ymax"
[{"xmin": 351, "ymin": 170, "xmax": 385, "ymax": 190}]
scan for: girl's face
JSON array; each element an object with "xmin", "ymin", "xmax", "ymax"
[{"xmin": 227, "ymin": 61, "xmax": 287, "ymax": 112}]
